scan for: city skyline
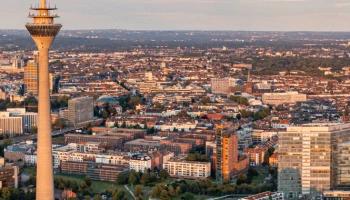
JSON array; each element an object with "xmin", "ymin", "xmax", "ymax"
[
  {"xmin": 3, "ymin": 0, "xmax": 350, "ymax": 199},
  {"xmin": 1, "ymin": 0, "xmax": 350, "ymax": 31}
]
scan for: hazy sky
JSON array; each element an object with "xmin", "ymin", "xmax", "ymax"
[{"xmin": 1, "ymin": 0, "xmax": 350, "ymax": 31}]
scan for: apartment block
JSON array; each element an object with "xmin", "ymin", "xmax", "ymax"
[{"xmin": 163, "ymin": 157, "xmax": 211, "ymax": 179}]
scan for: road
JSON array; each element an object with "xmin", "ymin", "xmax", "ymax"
[
  {"xmin": 0, "ymin": 127, "xmax": 77, "ymax": 145},
  {"xmin": 124, "ymin": 185, "xmax": 136, "ymax": 200},
  {"xmin": 207, "ymin": 194, "xmax": 248, "ymax": 200}
]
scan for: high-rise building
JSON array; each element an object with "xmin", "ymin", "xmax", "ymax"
[
  {"xmin": 278, "ymin": 123, "xmax": 350, "ymax": 199},
  {"xmin": 25, "ymin": 0, "xmax": 62, "ymax": 199},
  {"xmin": 24, "ymin": 53, "xmax": 39, "ymax": 95},
  {"xmin": 216, "ymin": 127, "xmax": 239, "ymax": 183},
  {"xmin": 67, "ymin": 97, "xmax": 94, "ymax": 126}
]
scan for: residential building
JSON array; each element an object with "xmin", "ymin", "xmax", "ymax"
[
  {"xmin": 87, "ymin": 163, "xmax": 127, "ymax": 182},
  {"xmin": 216, "ymin": 127, "xmax": 238, "ymax": 183},
  {"xmin": 67, "ymin": 96, "xmax": 94, "ymax": 126},
  {"xmin": 211, "ymin": 78, "xmax": 235, "ymax": 95},
  {"xmin": 64, "ymin": 134, "xmax": 124, "ymax": 149},
  {"xmin": 60, "ymin": 161, "xmax": 127, "ymax": 182},
  {"xmin": 0, "ymin": 158, "xmax": 19, "ymax": 189},
  {"xmin": 245, "ymin": 146, "xmax": 268, "ymax": 166},
  {"xmin": 269, "ymin": 153, "xmax": 278, "ymax": 167},
  {"xmin": 129, "ymin": 154, "xmax": 152, "ymax": 172},
  {"xmin": 163, "ymin": 157, "xmax": 211, "ymax": 179},
  {"xmin": 124, "ymin": 139, "xmax": 160, "ymax": 153}
]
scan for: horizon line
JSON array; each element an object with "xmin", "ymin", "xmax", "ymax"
[{"xmin": 3, "ymin": 28, "xmax": 350, "ymax": 33}]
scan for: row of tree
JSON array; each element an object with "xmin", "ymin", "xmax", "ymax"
[
  {"xmin": 150, "ymin": 178, "xmax": 275, "ymax": 200},
  {"xmin": 117, "ymin": 169, "xmax": 169, "ymax": 186},
  {"xmin": 0, "ymin": 188, "xmax": 35, "ymax": 200}
]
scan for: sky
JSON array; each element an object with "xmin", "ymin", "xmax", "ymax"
[{"xmin": 1, "ymin": 0, "xmax": 350, "ymax": 31}]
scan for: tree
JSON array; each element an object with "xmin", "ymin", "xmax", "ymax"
[
  {"xmin": 181, "ymin": 192, "xmax": 195, "ymax": 200},
  {"xmin": 247, "ymin": 168, "xmax": 259, "ymax": 183},
  {"xmin": 1, "ymin": 188, "xmax": 12, "ymax": 200},
  {"xmin": 134, "ymin": 185, "xmax": 144, "ymax": 200},
  {"xmin": 128, "ymin": 96, "xmax": 142, "ymax": 109},
  {"xmin": 159, "ymin": 169, "xmax": 169, "ymax": 180},
  {"xmin": 239, "ymin": 110, "xmax": 254, "ymax": 118},
  {"xmin": 128, "ymin": 171, "xmax": 139, "ymax": 185},
  {"xmin": 151, "ymin": 184, "xmax": 163, "ymax": 198},
  {"xmin": 30, "ymin": 126, "xmax": 37, "ymax": 134},
  {"xmin": 253, "ymin": 108, "xmax": 271, "ymax": 121},
  {"xmin": 140, "ymin": 172, "xmax": 151, "ymax": 185},
  {"xmin": 84, "ymin": 177, "xmax": 92, "ymax": 187},
  {"xmin": 112, "ymin": 189, "xmax": 126, "ymax": 200},
  {"xmin": 160, "ymin": 189, "xmax": 170, "ymax": 200},
  {"xmin": 236, "ymin": 174, "xmax": 248, "ymax": 185},
  {"xmin": 53, "ymin": 118, "xmax": 66, "ymax": 129},
  {"xmin": 93, "ymin": 194, "xmax": 103, "ymax": 200},
  {"xmin": 117, "ymin": 171, "xmax": 129, "ymax": 185},
  {"xmin": 229, "ymin": 96, "xmax": 249, "ymax": 106},
  {"xmin": 201, "ymin": 96, "xmax": 211, "ymax": 104},
  {"xmin": 146, "ymin": 127, "xmax": 156, "ymax": 135}
]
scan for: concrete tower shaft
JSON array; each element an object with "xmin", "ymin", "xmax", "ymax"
[{"xmin": 25, "ymin": 0, "xmax": 61, "ymax": 200}]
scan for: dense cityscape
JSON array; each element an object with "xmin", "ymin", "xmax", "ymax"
[{"xmin": 3, "ymin": 1, "xmax": 350, "ymax": 200}]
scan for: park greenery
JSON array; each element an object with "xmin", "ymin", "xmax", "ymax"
[
  {"xmin": 252, "ymin": 56, "xmax": 350, "ymax": 76},
  {"xmin": 229, "ymin": 96, "xmax": 249, "ymax": 106},
  {"xmin": 51, "ymin": 95, "xmax": 69, "ymax": 110},
  {"xmin": 0, "ymin": 188, "xmax": 35, "ymax": 200},
  {"xmin": 239, "ymin": 108, "xmax": 271, "ymax": 121},
  {"xmin": 17, "ymin": 164, "xmax": 277, "ymax": 200}
]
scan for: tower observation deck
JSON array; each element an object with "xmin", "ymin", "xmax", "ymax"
[{"xmin": 26, "ymin": 0, "xmax": 61, "ymax": 38}]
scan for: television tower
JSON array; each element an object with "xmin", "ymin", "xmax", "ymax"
[{"xmin": 26, "ymin": 0, "xmax": 61, "ymax": 199}]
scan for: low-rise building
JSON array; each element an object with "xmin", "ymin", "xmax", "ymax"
[
  {"xmin": 0, "ymin": 157, "xmax": 19, "ymax": 189},
  {"xmin": 323, "ymin": 190, "xmax": 350, "ymax": 200},
  {"xmin": 244, "ymin": 146, "xmax": 268, "ymax": 166},
  {"xmin": 124, "ymin": 139, "xmax": 160, "ymax": 153},
  {"xmin": 129, "ymin": 154, "xmax": 152, "ymax": 172},
  {"xmin": 163, "ymin": 157, "xmax": 211, "ymax": 179},
  {"xmin": 262, "ymin": 91, "xmax": 306, "ymax": 106},
  {"xmin": 269, "ymin": 153, "xmax": 278, "ymax": 167},
  {"xmin": 65, "ymin": 134, "xmax": 124, "ymax": 149},
  {"xmin": 61, "ymin": 161, "xmax": 128, "ymax": 182}
]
